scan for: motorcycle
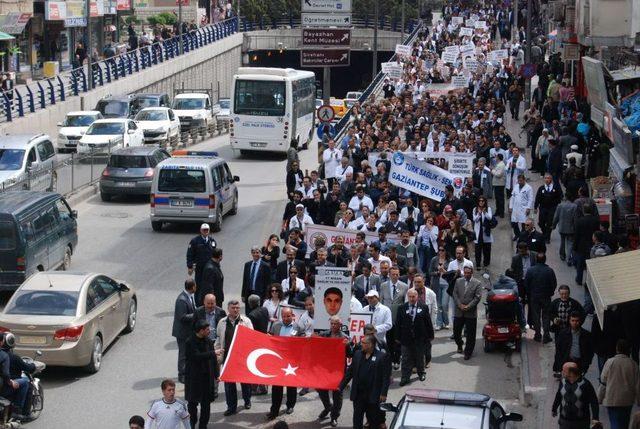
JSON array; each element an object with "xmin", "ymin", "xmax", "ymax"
[{"xmin": 19, "ymin": 351, "xmax": 45, "ymax": 422}]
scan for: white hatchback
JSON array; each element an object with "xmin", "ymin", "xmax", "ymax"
[
  {"xmin": 134, "ymin": 107, "xmax": 181, "ymax": 144},
  {"xmin": 77, "ymin": 119, "xmax": 144, "ymax": 155},
  {"xmin": 57, "ymin": 111, "xmax": 103, "ymax": 153}
]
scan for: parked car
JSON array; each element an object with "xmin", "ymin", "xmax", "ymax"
[
  {"xmin": 57, "ymin": 111, "xmax": 103, "ymax": 153},
  {"xmin": 100, "ymin": 146, "xmax": 170, "ymax": 201},
  {"xmin": 345, "ymin": 91, "xmax": 363, "ymax": 109},
  {"xmin": 0, "ymin": 191, "xmax": 78, "ymax": 290},
  {"xmin": 77, "ymin": 119, "xmax": 144, "ymax": 155},
  {"xmin": 94, "ymin": 95, "xmax": 137, "ymax": 119},
  {"xmin": 0, "ymin": 271, "xmax": 137, "ymax": 373},
  {"xmin": 130, "ymin": 93, "xmax": 171, "ymax": 117},
  {"xmin": 0, "ymin": 134, "xmax": 56, "ymax": 192},
  {"xmin": 134, "ymin": 107, "xmax": 181, "ymax": 145},
  {"xmin": 214, "ymin": 98, "xmax": 231, "ymax": 120},
  {"xmin": 381, "ymin": 389, "xmax": 523, "ymax": 429}
]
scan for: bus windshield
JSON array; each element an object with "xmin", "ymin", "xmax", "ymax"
[{"xmin": 234, "ymin": 80, "xmax": 285, "ymax": 116}]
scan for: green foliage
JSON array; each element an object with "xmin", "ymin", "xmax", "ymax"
[
  {"xmin": 147, "ymin": 15, "xmax": 166, "ymax": 26},
  {"xmin": 125, "ymin": 16, "xmax": 140, "ymax": 25},
  {"xmin": 157, "ymin": 12, "xmax": 178, "ymax": 25}
]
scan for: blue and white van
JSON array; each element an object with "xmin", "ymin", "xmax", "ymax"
[{"xmin": 149, "ymin": 151, "xmax": 239, "ymax": 232}]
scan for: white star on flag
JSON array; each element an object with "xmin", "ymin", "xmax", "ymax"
[{"xmin": 281, "ymin": 363, "xmax": 298, "ymax": 376}]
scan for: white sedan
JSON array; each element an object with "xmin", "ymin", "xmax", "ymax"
[
  {"xmin": 77, "ymin": 119, "xmax": 144, "ymax": 155},
  {"xmin": 57, "ymin": 111, "xmax": 103, "ymax": 153},
  {"xmin": 134, "ymin": 107, "xmax": 181, "ymax": 145}
]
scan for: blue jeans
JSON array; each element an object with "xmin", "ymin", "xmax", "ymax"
[
  {"xmin": 607, "ymin": 406, "xmax": 632, "ymax": 429},
  {"xmin": 436, "ymin": 282, "xmax": 450, "ymax": 327},
  {"xmin": 224, "ymin": 382, "xmax": 252, "ymax": 411},
  {"xmin": 12, "ymin": 377, "xmax": 28, "ymax": 412}
]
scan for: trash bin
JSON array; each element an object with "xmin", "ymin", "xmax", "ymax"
[{"xmin": 43, "ymin": 61, "xmax": 59, "ymax": 78}]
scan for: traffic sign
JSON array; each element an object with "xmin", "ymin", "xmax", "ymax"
[
  {"xmin": 317, "ymin": 123, "xmax": 336, "ymax": 139},
  {"xmin": 302, "ymin": 0, "xmax": 351, "ymax": 13},
  {"xmin": 301, "ymin": 49, "xmax": 350, "ymax": 67},
  {"xmin": 302, "ymin": 13, "xmax": 352, "ymax": 27},
  {"xmin": 302, "ymin": 28, "xmax": 351, "ymax": 47},
  {"xmin": 317, "ymin": 104, "xmax": 335, "ymax": 122}
]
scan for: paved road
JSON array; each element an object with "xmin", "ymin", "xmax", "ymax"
[{"xmin": 25, "ymin": 125, "xmax": 534, "ymax": 428}]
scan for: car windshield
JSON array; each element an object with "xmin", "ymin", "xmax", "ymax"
[
  {"xmin": 173, "ymin": 98, "xmax": 205, "ymax": 110},
  {"xmin": 65, "ymin": 115, "xmax": 97, "ymax": 127},
  {"xmin": 158, "ymin": 168, "xmax": 206, "ymax": 192},
  {"xmin": 97, "ymin": 100, "xmax": 129, "ymax": 117},
  {"xmin": 109, "ymin": 155, "xmax": 148, "ymax": 168},
  {"xmin": 87, "ymin": 122, "xmax": 125, "ymax": 135},
  {"xmin": 0, "ymin": 149, "xmax": 25, "ymax": 171},
  {"xmin": 0, "ymin": 221, "xmax": 16, "ymax": 250},
  {"xmin": 134, "ymin": 97, "xmax": 159, "ymax": 108},
  {"xmin": 219, "ymin": 99, "xmax": 230, "ymax": 109},
  {"xmin": 5, "ymin": 290, "xmax": 79, "ymax": 316},
  {"xmin": 135, "ymin": 110, "xmax": 167, "ymax": 121}
]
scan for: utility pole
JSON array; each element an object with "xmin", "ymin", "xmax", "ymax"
[
  {"xmin": 372, "ymin": 0, "xmax": 379, "ymax": 79},
  {"xmin": 401, "ymin": 0, "xmax": 405, "ymax": 41},
  {"xmin": 512, "ymin": 0, "xmax": 518, "ymax": 43},
  {"xmin": 86, "ymin": 0, "xmax": 93, "ymax": 90},
  {"xmin": 323, "ymin": 67, "xmax": 330, "ymax": 105},
  {"xmin": 524, "ymin": 0, "xmax": 532, "ymax": 108},
  {"xmin": 178, "ymin": 0, "xmax": 183, "ymax": 54}
]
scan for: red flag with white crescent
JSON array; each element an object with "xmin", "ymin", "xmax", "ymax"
[{"xmin": 219, "ymin": 325, "xmax": 345, "ymax": 390}]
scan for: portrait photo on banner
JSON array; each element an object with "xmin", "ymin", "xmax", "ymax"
[{"xmin": 314, "ymin": 266, "xmax": 352, "ymax": 331}]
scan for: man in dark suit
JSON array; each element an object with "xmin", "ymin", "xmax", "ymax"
[
  {"xmin": 517, "ymin": 218, "xmax": 547, "ymax": 254},
  {"xmin": 246, "ymin": 294, "xmax": 269, "ymax": 334},
  {"xmin": 198, "ymin": 248, "xmax": 224, "ymax": 307},
  {"xmin": 534, "ymin": 174, "xmax": 563, "ymax": 243},
  {"xmin": 193, "ymin": 292, "xmax": 226, "ymax": 397},
  {"xmin": 186, "ymin": 223, "xmax": 217, "ymax": 287},
  {"xmin": 573, "ymin": 204, "xmax": 600, "ymax": 286},
  {"xmin": 276, "ymin": 249, "xmax": 306, "ymax": 283},
  {"xmin": 553, "ymin": 312, "xmax": 594, "ymax": 375},
  {"xmin": 452, "ymin": 264, "xmax": 483, "ymax": 360},
  {"xmin": 340, "ymin": 335, "xmax": 391, "ymax": 429},
  {"xmin": 510, "ymin": 242, "xmax": 538, "ymax": 294},
  {"xmin": 241, "ymin": 246, "xmax": 272, "ymax": 304},
  {"xmin": 172, "ymin": 279, "xmax": 197, "ymax": 384},
  {"xmin": 353, "ymin": 262, "xmax": 381, "ymax": 305},
  {"xmin": 185, "ymin": 319, "xmax": 216, "ymax": 429},
  {"xmin": 396, "ymin": 288, "xmax": 434, "ymax": 386},
  {"xmin": 524, "ymin": 253, "xmax": 557, "ymax": 343}
]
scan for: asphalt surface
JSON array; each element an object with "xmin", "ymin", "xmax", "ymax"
[{"xmin": 23, "ymin": 123, "xmax": 536, "ymax": 428}]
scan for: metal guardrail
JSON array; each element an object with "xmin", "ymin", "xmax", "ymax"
[
  {"xmin": 0, "ymin": 17, "xmax": 238, "ymax": 124},
  {"xmin": 239, "ymin": 16, "xmax": 420, "ymax": 33}
]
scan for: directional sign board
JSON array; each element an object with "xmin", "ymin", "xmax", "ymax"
[
  {"xmin": 302, "ymin": 13, "xmax": 352, "ymax": 27},
  {"xmin": 317, "ymin": 104, "xmax": 335, "ymax": 122},
  {"xmin": 301, "ymin": 49, "xmax": 350, "ymax": 67},
  {"xmin": 302, "ymin": 28, "xmax": 351, "ymax": 47},
  {"xmin": 301, "ymin": 0, "xmax": 351, "ymax": 12}
]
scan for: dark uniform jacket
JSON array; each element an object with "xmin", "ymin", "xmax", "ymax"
[
  {"xmin": 172, "ymin": 291, "xmax": 196, "ymax": 340},
  {"xmin": 340, "ymin": 349, "xmax": 390, "ymax": 403},
  {"xmin": 184, "ymin": 333, "xmax": 216, "ymax": 401},
  {"xmin": 199, "ymin": 259, "xmax": 224, "ymax": 305},
  {"xmin": 395, "ymin": 302, "xmax": 434, "ymax": 345},
  {"xmin": 186, "ymin": 235, "xmax": 217, "ymax": 270}
]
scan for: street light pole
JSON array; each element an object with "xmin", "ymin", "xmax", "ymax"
[
  {"xmin": 372, "ymin": 0, "xmax": 378, "ymax": 79},
  {"xmin": 178, "ymin": 0, "xmax": 183, "ymax": 54},
  {"xmin": 86, "ymin": 0, "xmax": 93, "ymax": 90}
]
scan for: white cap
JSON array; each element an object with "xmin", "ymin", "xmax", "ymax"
[
  {"xmin": 200, "ymin": 223, "xmax": 210, "ymax": 230},
  {"xmin": 295, "ymin": 203, "xmax": 305, "ymax": 209},
  {"xmin": 463, "ymin": 261, "xmax": 474, "ymax": 270},
  {"xmin": 570, "ymin": 145, "xmax": 578, "ymax": 150},
  {"xmin": 365, "ymin": 290, "xmax": 379, "ymax": 298}
]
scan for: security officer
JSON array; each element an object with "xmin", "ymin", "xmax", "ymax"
[{"xmin": 186, "ymin": 223, "xmax": 218, "ymax": 287}]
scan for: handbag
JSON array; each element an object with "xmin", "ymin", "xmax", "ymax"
[{"xmin": 483, "ymin": 215, "xmax": 498, "ymax": 232}]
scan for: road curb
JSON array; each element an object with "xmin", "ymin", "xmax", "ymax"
[
  {"xmin": 66, "ymin": 183, "xmax": 98, "ymax": 207},
  {"xmin": 519, "ymin": 336, "xmax": 533, "ymax": 406}
]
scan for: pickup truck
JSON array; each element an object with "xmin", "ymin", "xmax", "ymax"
[{"xmin": 172, "ymin": 87, "xmax": 220, "ymax": 140}]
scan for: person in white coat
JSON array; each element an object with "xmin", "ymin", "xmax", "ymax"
[
  {"xmin": 472, "ymin": 196, "xmax": 493, "ymax": 269},
  {"xmin": 322, "ymin": 139, "xmax": 343, "ymax": 188},
  {"xmin": 505, "ymin": 147, "xmax": 527, "ymax": 197},
  {"xmin": 509, "ymin": 174, "xmax": 533, "ymax": 240}
]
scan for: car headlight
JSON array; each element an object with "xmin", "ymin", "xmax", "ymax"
[
  {"xmin": 153, "ymin": 127, "xmax": 167, "ymax": 133},
  {"xmin": 58, "ymin": 133, "xmax": 68, "ymax": 142}
]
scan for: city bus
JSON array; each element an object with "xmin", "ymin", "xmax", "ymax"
[{"xmin": 229, "ymin": 67, "xmax": 316, "ymax": 154}]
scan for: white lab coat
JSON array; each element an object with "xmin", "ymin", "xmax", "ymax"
[
  {"xmin": 509, "ymin": 183, "xmax": 533, "ymax": 224},
  {"xmin": 505, "ymin": 155, "xmax": 527, "ymax": 191},
  {"xmin": 472, "ymin": 207, "xmax": 494, "ymax": 243},
  {"xmin": 322, "ymin": 148, "xmax": 343, "ymax": 178}
]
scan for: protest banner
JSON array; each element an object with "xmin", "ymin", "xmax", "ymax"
[
  {"xmin": 451, "ymin": 16, "xmax": 464, "ymax": 26},
  {"xmin": 463, "ymin": 58, "xmax": 478, "ymax": 72},
  {"xmin": 304, "ymin": 223, "xmax": 402, "ymax": 258},
  {"xmin": 395, "ymin": 44, "xmax": 412, "ymax": 56},
  {"xmin": 465, "ymin": 18, "xmax": 476, "ymax": 28},
  {"xmin": 460, "ymin": 42, "xmax": 475, "ymax": 54},
  {"xmin": 381, "ymin": 62, "xmax": 403, "ymax": 79},
  {"xmin": 402, "ymin": 151, "xmax": 474, "ymax": 178},
  {"xmin": 348, "ymin": 312, "xmax": 373, "ymax": 343},
  {"xmin": 315, "ymin": 267, "xmax": 352, "ymax": 330},
  {"xmin": 452, "ymin": 75, "xmax": 469, "ymax": 88},
  {"xmin": 489, "ymin": 49, "xmax": 509, "ymax": 61},
  {"xmin": 441, "ymin": 50, "xmax": 458, "ymax": 64},
  {"xmin": 459, "ymin": 27, "xmax": 474, "ymax": 36},
  {"xmin": 444, "ymin": 45, "xmax": 460, "ymax": 55},
  {"xmin": 388, "ymin": 152, "xmax": 454, "ymax": 201},
  {"xmin": 474, "ymin": 20, "xmax": 487, "ymax": 29}
]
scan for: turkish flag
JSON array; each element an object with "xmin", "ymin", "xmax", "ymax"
[{"xmin": 219, "ymin": 326, "xmax": 345, "ymax": 390}]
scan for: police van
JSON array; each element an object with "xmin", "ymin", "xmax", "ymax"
[{"xmin": 149, "ymin": 151, "xmax": 239, "ymax": 232}]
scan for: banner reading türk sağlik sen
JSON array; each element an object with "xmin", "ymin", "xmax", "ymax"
[{"xmin": 389, "ymin": 151, "xmax": 456, "ymax": 202}]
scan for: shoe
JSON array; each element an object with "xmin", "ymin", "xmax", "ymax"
[
  {"xmin": 330, "ymin": 419, "xmax": 338, "ymax": 427},
  {"xmin": 286, "ymin": 407, "xmax": 294, "ymax": 415},
  {"xmin": 464, "ymin": 354, "xmax": 471, "ymax": 360},
  {"xmin": 399, "ymin": 379, "xmax": 410, "ymax": 386},
  {"xmin": 533, "ymin": 335, "xmax": 542, "ymax": 342},
  {"xmin": 443, "ymin": 324, "xmax": 450, "ymax": 329},
  {"xmin": 244, "ymin": 402, "xmax": 251, "ymax": 410},
  {"xmin": 299, "ymin": 387, "xmax": 309, "ymax": 396},
  {"xmin": 392, "ymin": 363, "xmax": 400, "ymax": 371},
  {"xmin": 435, "ymin": 325, "xmax": 442, "ymax": 331},
  {"xmin": 543, "ymin": 336, "xmax": 553, "ymax": 344},
  {"xmin": 419, "ymin": 374, "xmax": 426, "ymax": 381},
  {"xmin": 457, "ymin": 346, "xmax": 464, "ymax": 354},
  {"xmin": 319, "ymin": 409, "xmax": 330, "ymax": 420},
  {"xmin": 426, "ymin": 362, "xmax": 431, "ymax": 368},
  {"xmin": 224, "ymin": 409, "xmax": 237, "ymax": 416},
  {"xmin": 266, "ymin": 413, "xmax": 277, "ymax": 421}
]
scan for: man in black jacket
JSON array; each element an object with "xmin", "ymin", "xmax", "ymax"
[
  {"xmin": 276, "ymin": 249, "xmax": 306, "ymax": 283},
  {"xmin": 573, "ymin": 205, "xmax": 600, "ymax": 286},
  {"xmin": 549, "ymin": 285, "xmax": 584, "ymax": 339},
  {"xmin": 553, "ymin": 312, "xmax": 595, "ymax": 375},
  {"xmin": 186, "ymin": 223, "xmax": 217, "ymax": 287},
  {"xmin": 185, "ymin": 320, "xmax": 216, "ymax": 429},
  {"xmin": 395, "ymin": 288, "xmax": 434, "ymax": 386},
  {"xmin": 198, "ymin": 248, "xmax": 224, "ymax": 306},
  {"xmin": 547, "ymin": 139, "xmax": 563, "ymax": 187},
  {"xmin": 246, "ymin": 294, "xmax": 269, "ymax": 334},
  {"xmin": 340, "ymin": 335, "xmax": 391, "ymax": 429},
  {"xmin": 525, "ymin": 253, "xmax": 557, "ymax": 343},
  {"xmin": 517, "ymin": 219, "xmax": 547, "ymax": 254},
  {"xmin": 241, "ymin": 246, "xmax": 272, "ymax": 305},
  {"xmin": 552, "ymin": 364, "xmax": 600, "ymax": 428},
  {"xmin": 172, "ymin": 279, "xmax": 197, "ymax": 383},
  {"xmin": 534, "ymin": 173, "xmax": 563, "ymax": 243}
]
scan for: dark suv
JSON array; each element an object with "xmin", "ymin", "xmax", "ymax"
[
  {"xmin": 99, "ymin": 146, "xmax": 170, "ymax": 201},
  {"xmin": 95, "ymin": 95, "xmax": 137, "ymax": 118},
  {"xmin": 131, "ymin": 93, "xmax": 171, "ymax": 117}
]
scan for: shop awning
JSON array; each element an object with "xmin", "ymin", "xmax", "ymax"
[
  {"xmin": 0, "ymin": 13, "xmax": 31, "ymax": 35},
  {"xmin": 0, "ymin": 32, "xmax": 15, "ymax": 41},
  {"xmin": 586, "ymin": 250, "xmax": 640, "ymax": 326}
]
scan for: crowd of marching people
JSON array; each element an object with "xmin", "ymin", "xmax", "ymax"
[{"xmin": 133, "ymin": 1, "xmax": 640, "ymax": 429}]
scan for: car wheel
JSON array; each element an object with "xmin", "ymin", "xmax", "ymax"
[
  {"xmin": 229, "ymin": 193, "xmax": 238, "ymax": 215},
  {"xmin": 212, "ymin": 206, "xmax": 222, "ymax": 232},
  {"xmin": 483, "ymin": 339, "xmax": 494, "ymax": 353},
  {"xmin": 151, "ymin": 221, "xmax": 163, "ymax": 232},
  {"xmin": 85, "ymin": 336, "xmax": 103, "ymax": 374},
  {"xmin": 123, "ymin": 299, "xmax": 137, "ymax": 333},
  {"xmin": 61, "ymin": 246, "xmax": 72, "ymax": 271},
  {"xmin": 100, "ymin": 192, "xmax": 111, "ymax": 202}
]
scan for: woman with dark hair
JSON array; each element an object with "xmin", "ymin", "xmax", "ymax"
[
  {"xmin": 428, "ymin": 246, "xmax": 452, "ymax": 330},
  {"xmin": 261, "ymin": 234, "xmax": 280, "ymax": 278},
  {"xmin": 263, "ymin": 283, "xmax": 284, "ymax": 322},
  {"xmin": 472, "ymin": 196, "xmax": 493, "ymax": 269},
  {"xmin": 443, "ymin": 218, "xmax": 468, "ymax": 258}
]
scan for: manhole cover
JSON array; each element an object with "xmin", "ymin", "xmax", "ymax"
[{"xmin": 101, "ymin": 212, "xmax": 130, "ymax": 219}]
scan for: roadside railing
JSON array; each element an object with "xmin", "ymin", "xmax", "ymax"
[
  {"xmin": 239, "ymin": 16, "xmax": 420, "ymax": 33},
  {"xmin": 0, "ymin": 17, "xmax": 238, "ymax": 124}
]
